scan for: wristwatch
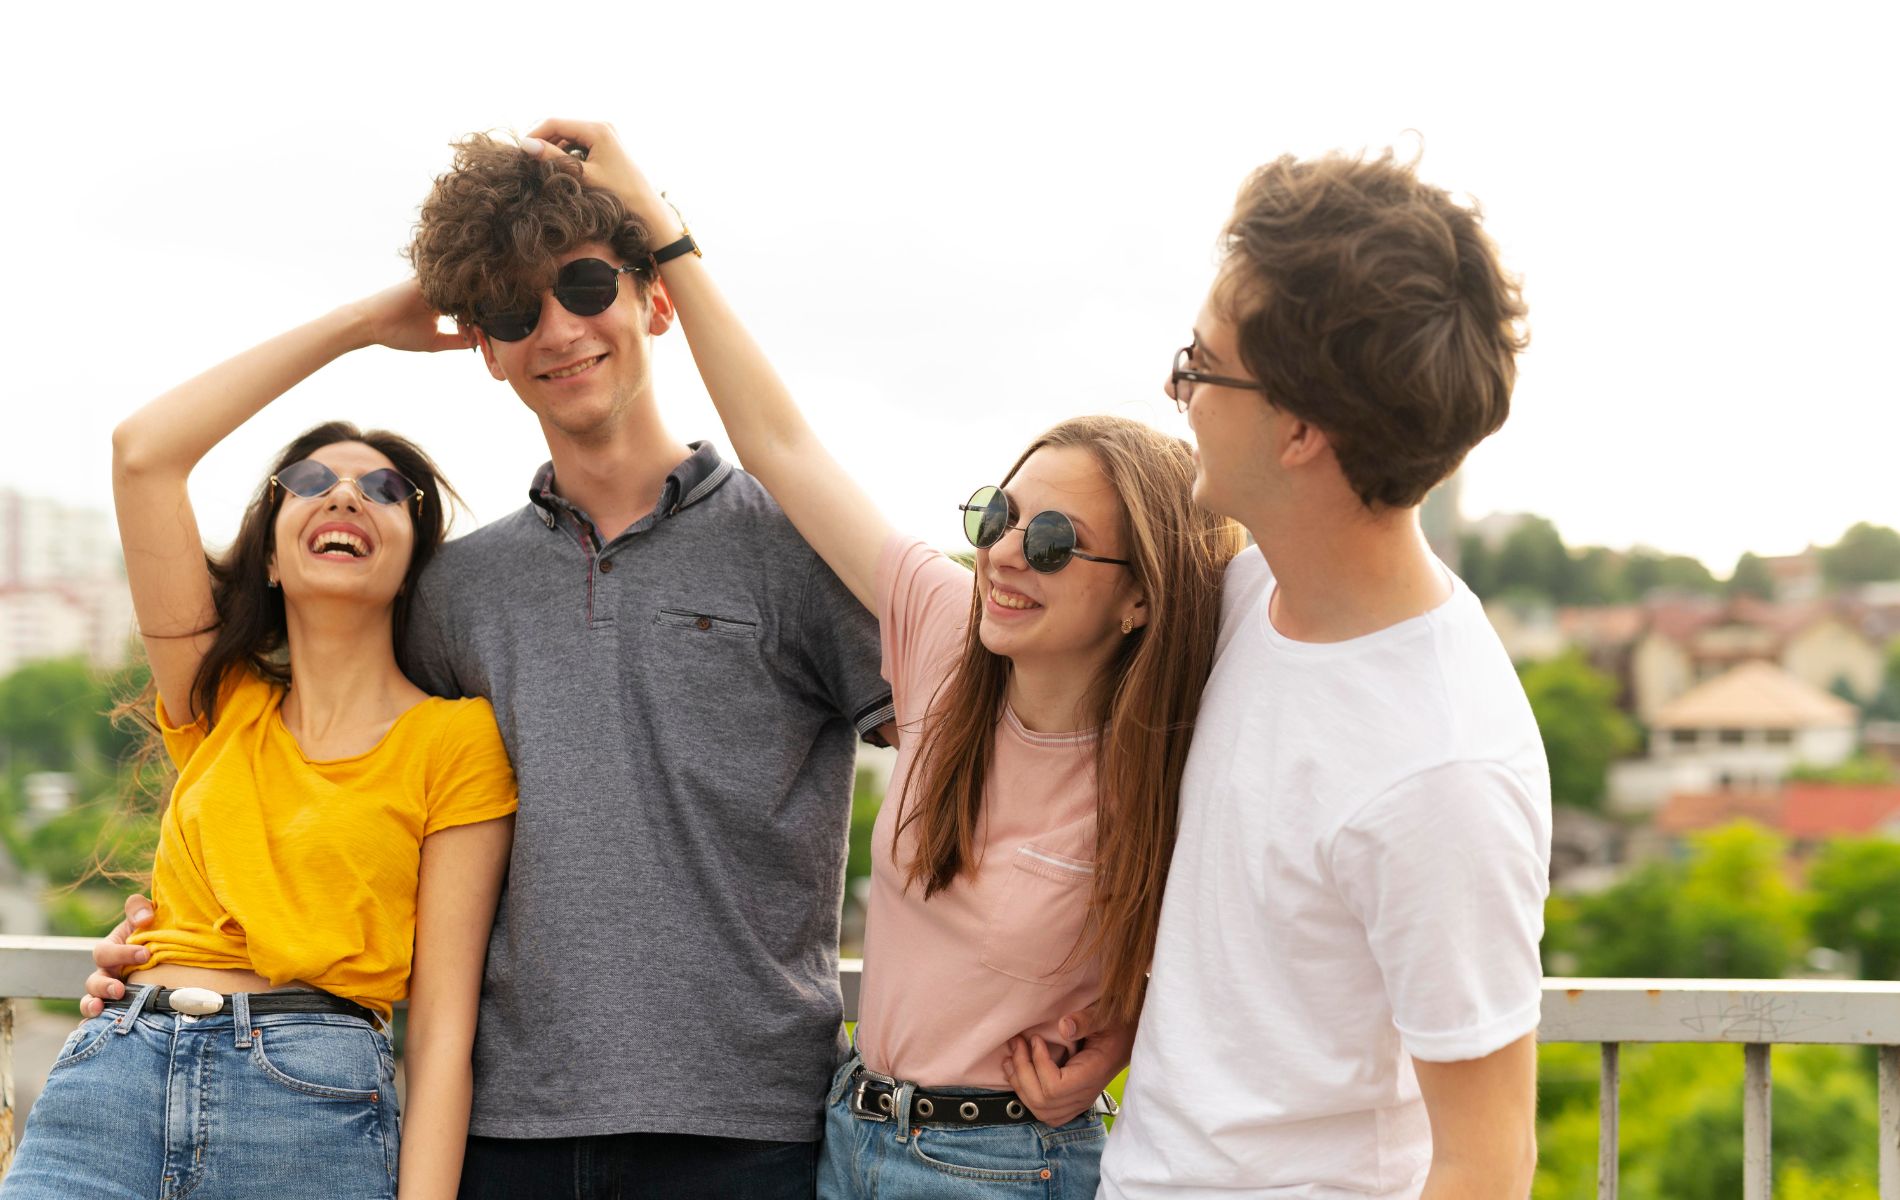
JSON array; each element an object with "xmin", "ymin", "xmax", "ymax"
[{"xmin": 652, "ymin": 232, "xmax": 701, "ymax": 264}]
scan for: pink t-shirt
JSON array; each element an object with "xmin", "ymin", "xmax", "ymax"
[{"xmin": 854, "ymin": 535, "xmax": 1105, "ymax": 1088}]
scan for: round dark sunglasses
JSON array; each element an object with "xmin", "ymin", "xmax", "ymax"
[
  {"xmin": 959, "ymin": 485, "xmax": 1131, "ymax": 574},
  {"xmin": 270, "ymin": 459, "xmax": 424, "ymax": 509},
  {"xmin": 475, "ymin": 258, "xmax": 649, "ymax": 342}
]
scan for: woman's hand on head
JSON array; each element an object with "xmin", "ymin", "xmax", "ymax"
[
  {"xmin": 348, "ymin": 279, "xmax": 471, "ymax": 355},
  {"xmin": 520, "ymin": 119, "xmax": 680, "ymax": 245}
]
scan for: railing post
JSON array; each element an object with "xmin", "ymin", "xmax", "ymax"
[
  {"xmin": 0, "ymin": 999, "xmax": 13, "ymax": 1174},
  {"xmin": 1879, "ymin": 1045, "xmax": 1899, "ymax": 1200},
  {"xmin": 1598, "ymin": 1042, "xmax": 1619, "ymax": 1200},
  {"xmin": 1743, "ymin": 1043, "xmax": 1771, "ymax": 1200}
]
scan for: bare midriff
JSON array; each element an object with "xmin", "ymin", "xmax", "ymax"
[{"xmin": 124, "ymin": 964, "xmax": 320, "ymax": 995}]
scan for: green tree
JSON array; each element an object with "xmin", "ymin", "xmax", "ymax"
[
  {"xmin": 1622, "ymin": 549, "xmax": 1719, "ymax": 598},
  {"xmin": 1727, "ymin": 551, "xmax": 1776, "ymax": 600},
  {"xmin": 1492, "ymin": 516, "xmax": 1571, "ymax": 600},
  {"xmin": 1563, "ymin": 545, "xmax": 1628, "ymax": 606},
  {"xmin": 1807, "ymin": 837, "xmax": 1900, "ymax": 978},
  {"xmin": 1458, "ymin": 533, "xmax": 1496, "ymax": 599},
  {"xmin": 1518, "ymin": 651, "xmax": 1638, "ymax": 811},
  {"xmin": 1820, "ymin": 522, "xmax": 1900, "ymax": 587},
  {"xmin": 1788, "ymin": 756, "xmax": 1897, "ymax": 785},
  {"xmin": 1570, "ymin": 824, "xmax": 1801, "ymax": 979}
]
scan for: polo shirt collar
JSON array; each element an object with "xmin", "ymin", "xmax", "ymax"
[{"xmin": 527, "ymin": 441, "xmax": 735, "ymax": 531}]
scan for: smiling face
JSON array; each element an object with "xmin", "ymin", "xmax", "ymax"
[
  {"xmin": 476, "ymin": 241, "xmax": 675, "ymax": 446},
  {"xmin": 975, "ymin": 445, "xmax": 1145, "ymax": 673},
  {"xmin": 268, "ymin": 441, "xmax": 417, "ymax": 612}
]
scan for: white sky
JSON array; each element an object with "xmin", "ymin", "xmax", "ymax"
[{"xmin": 4, "ymin": 1, "xmax": 1894, "ymax": 575}]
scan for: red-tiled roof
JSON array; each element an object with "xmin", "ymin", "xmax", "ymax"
[
  {"xmin": 1781, "ymin": 783, "xmax": 1900, "ymax": 839},
  {"xmin": 1655, "ymin": 790, "xmax": 1783, "ymax": 835}
]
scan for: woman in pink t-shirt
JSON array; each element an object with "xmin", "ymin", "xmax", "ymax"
[{"xmin": 526, "ymin": 124, "xmax": 1241, "ymax": 1196}]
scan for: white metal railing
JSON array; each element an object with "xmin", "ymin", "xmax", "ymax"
[{"xmin": 0, "ymin": 941, "xmax": 1894, "ymax": 1195}]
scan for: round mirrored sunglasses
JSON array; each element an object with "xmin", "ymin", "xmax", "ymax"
[
  {"xmin": 475, "ymin": 257, "xmax": 649, "ymax": 342},
  {"xmin": 958, "ymin": 485, "xmax": 1131, "ymax": 575}
]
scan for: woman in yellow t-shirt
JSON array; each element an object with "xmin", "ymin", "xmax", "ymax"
[{"xmin": 0, "ymin": 282, "xmax": 516, "ymax": 1200}]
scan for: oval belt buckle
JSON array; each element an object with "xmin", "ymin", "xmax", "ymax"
[{"xmin": 168, "ymin": 987, "xmax": 226, "ymax": 1016}]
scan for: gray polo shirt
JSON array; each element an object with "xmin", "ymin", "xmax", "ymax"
[{"xmin": 402, "ymin": 442, "xmax": 891, "ymax": 1142}]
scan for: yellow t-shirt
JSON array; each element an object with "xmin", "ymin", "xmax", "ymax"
[{"xmin": 131, "ymin": 669, "xmax": 518, "ymax": 1019}]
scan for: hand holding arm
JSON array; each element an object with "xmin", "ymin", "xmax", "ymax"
[{"xmin": 999, "ymin": 1001, "xmax": 1134, "ymax": 1127}]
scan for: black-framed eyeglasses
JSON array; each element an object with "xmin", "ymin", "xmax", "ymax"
[
  {"xmin": 474, "ymin": 257, "xmax": 650, "ymax": 342},
  {"xmin": 270, "ymin": 459, "xmax": 424, "ymax": 510},
  {"xmin": 958, "ymin": 485, "xmax": 1131, "ymax": 575},
  {"xmin": 1169, "ymin": 344, "xmax": 1266, "ymax": 412}
]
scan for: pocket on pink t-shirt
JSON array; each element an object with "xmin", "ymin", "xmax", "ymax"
[{"xmin": 979, "ymin": 845, "xmax": 1096, "ymax": 983}]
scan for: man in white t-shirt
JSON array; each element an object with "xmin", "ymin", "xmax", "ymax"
[{"xmin": 1097, "ymin": 151, "xmax": 1551, "ymax": 1198}]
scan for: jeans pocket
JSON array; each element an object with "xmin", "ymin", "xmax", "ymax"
[
  {"xmin": 907, "ymin": 1125, "xmax": 1051, "ymax": 1185},
  {"xmin": 249, "ymin": 1021, "xmax": 384, "ymax": 1101},
  {"xmin": 47, "ymin": 1015, "xmax": 114, "ymax": 1073}
]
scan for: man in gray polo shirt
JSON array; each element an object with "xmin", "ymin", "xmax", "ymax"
[{"xmin": 399, "ymin": 134, "xmax": 891, "ymax": 1198}]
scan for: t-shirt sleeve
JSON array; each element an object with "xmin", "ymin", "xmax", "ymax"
[
  {"xmin": 1328, "ymin": 760, "xmax": 1550, "ymax": 1062},
  {"xmin": 423, "ymin": 699, "xmax": 520, "ymax": 836},
  {"xmin": 399, "ymin": 570, "xmax": 467, "ymax": 699},
  {"xmin": 794, "ymin": 544, "xmax": 895, "ymax": 745},
  {"xmin": 154, "ymin": 669, "xmax": 270, "ymax": 770},
  {"xmin": 874, "ymin": 534, "xmax": 979, "ymax": 726}
]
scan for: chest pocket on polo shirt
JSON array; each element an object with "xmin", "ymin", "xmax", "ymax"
[
  {"xmin": 979, "ymin": 845, "xmax": 1096, "ymax": 983},
  {"xmin": 654, "ymin": 607, "xmax": 760, "ymax": 639}
]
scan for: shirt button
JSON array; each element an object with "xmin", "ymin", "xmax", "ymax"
[
  {"xmin": 695, "ymin": 616, "xmax": 712, "ymax": 631},
  {"xmin": 599, "ymin": 559, "xmax": 615, "ymax": 573}
]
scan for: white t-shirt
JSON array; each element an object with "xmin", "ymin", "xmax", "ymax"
[{"xmin": 1099, "ymin": 548, "xmax": 1551, "ymax": 1200}]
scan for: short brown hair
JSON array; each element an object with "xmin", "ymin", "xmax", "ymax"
[
  {"xmin": 1219, "ymin": 148, "xmax": 1528, "ymax": 509},
  {"xmin": 408, "ymin": 132, "xmax": 652, "ymax": 324}
]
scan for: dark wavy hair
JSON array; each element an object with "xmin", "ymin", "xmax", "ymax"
[
  {"xmin": 116, "ymin": 422, "xmax": 459, "ymax": 748},
  {"xmin": 1219, "ymin": 147, "xmax": 1529, "ymax": 509},
  {"xmin": 408, "ymin": 131, "xmax": 654, "ymax": 323}
]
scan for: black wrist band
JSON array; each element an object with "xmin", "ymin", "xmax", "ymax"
[{"xmin": 652, "ymin": 232, "xmax": 701, "ymax": 264}]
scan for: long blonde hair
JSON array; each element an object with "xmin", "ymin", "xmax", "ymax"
[{"xmin": 892, "ymin": 415, "xmax": 1243, "ymax": 1026}]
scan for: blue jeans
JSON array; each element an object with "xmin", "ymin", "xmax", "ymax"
[
  {"xmin": 0, "ymin": 987, "xmax": 400, "ymax": 1200},
  {"xmin": 816, "ymin": 1055, "xmax": 1105, "ymax": 1199}
]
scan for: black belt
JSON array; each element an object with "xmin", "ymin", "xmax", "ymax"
[
  {"xmin": 106, "ymin": 987, "xmax": 377, "ymax": 1025},
  {"xmin": 847, "ymin": 1067, "xmax": 1034, "ymax": 1127}
]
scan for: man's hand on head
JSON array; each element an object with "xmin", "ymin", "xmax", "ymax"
[
  {"xmin": 78, "ymin": 893, "xmax": 154, "ymax": 1019},
  {"xmin": 520, "ymin": 119, "xmax": 684, "ymax": 250}
]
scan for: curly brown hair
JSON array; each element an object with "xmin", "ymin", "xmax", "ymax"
[
  {"xmin": 408, "ymin": 132, "xmax": 653, "ymax": 324},
  {"xmin": 1218, "ymin": 148, "xmax": 1529, "ymax": 509}
]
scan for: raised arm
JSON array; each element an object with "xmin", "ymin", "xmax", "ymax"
[
  {"xmin": 522, "ymin": 119, "xmax": 893, "ymax": 614},
  {"xmin": 113, "ymin": 283, "xmax": 465, "ymax": 722}
]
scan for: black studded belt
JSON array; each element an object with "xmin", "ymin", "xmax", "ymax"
[{"xmin": 847, "ymin": 1066, "xmax": 1035, "ymax": 1127}]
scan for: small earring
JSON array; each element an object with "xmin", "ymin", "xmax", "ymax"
[
  {"xmin": 1121, "ymin": 616, "xmax": 1134, "ymax": 635},
  {"xmin": 267, "ymin": 574, "xmax": 279, "ymax": 589}
]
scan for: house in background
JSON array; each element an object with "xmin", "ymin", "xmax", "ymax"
[{"xmin": 1608, "ymin": 660, "xmax": 1858, "ymax": 811}]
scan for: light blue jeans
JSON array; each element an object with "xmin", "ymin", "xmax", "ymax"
[
  {"xmin": 817, "ymin": 1054, "xmax": 1106, "ymax": 1199},
  {"xmin": 0, "ymin": 986, "xmax": 401, "ymax": 1199}
]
